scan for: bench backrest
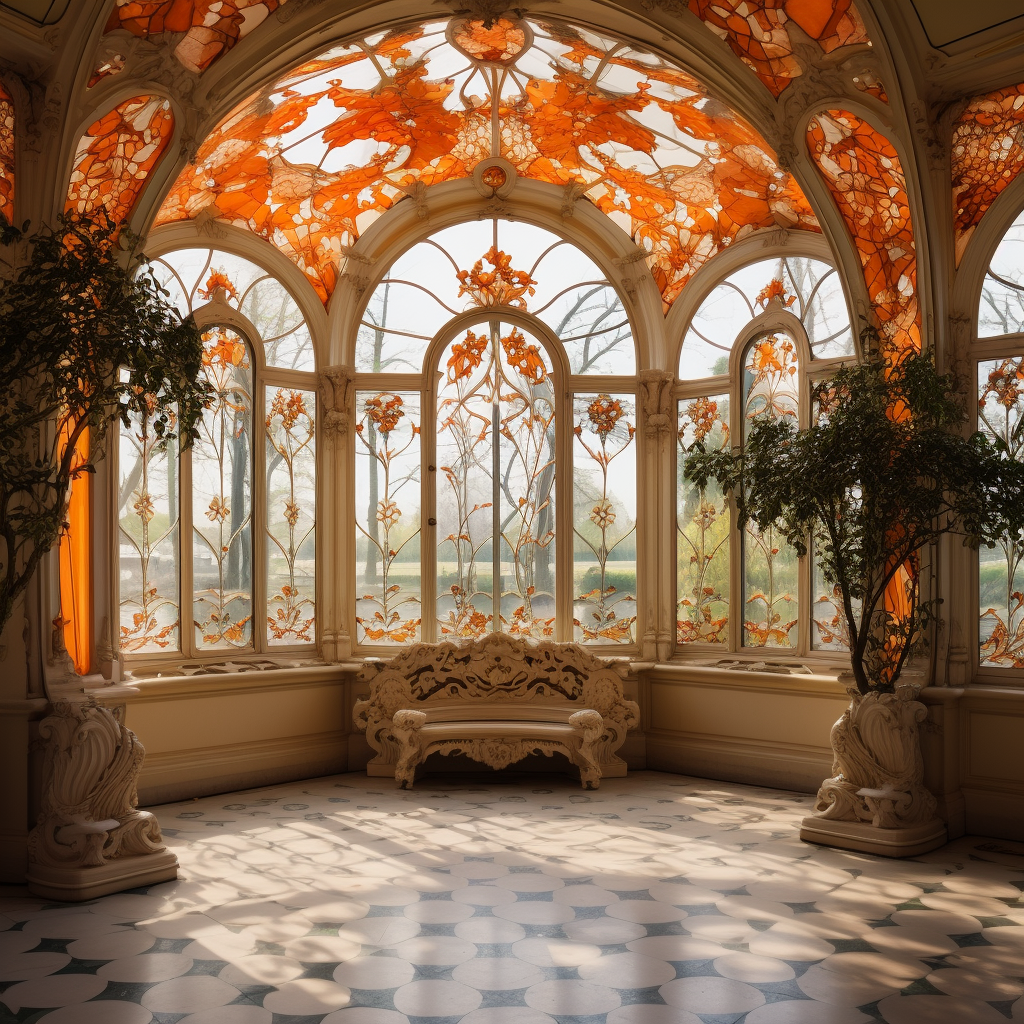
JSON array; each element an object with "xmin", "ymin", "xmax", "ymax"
[{"xmin": 356, "ymin": 633, "xmax": 631, "ymax": 722}]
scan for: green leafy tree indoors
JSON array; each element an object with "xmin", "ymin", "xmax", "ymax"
[
  {"xmin": 684, "ymin": 347, "xmax": 1024, "ymax": 695},
  {"xmin": 0, "ymin": 213, "xmax": 212, "ymax": 637}
]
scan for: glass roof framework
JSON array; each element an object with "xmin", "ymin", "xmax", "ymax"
[{"xmin": 156, "ymin": 16, "xmax": 820, "ymax": 309}]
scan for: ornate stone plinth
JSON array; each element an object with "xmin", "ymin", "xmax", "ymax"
[
  {"xmin": 799, "ymin": 678, "xmax": 947, "ymax": 859},
  {"xmin": 26, "ymin": 700, "xmax": 178, "ymax": 901}
]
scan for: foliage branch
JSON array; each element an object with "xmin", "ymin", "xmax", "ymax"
[
  {"xmin": 0, "ymin": 213, "xmax": 211, "ymax": 635},
  {"xmin": 684, "ymin": 346, "xmax": 1024, "ymax": 695}
]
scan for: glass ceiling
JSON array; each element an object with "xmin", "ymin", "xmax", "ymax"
[{"xmin": 156, "ymin": 16, "xmax": 820, "ymax": 308}]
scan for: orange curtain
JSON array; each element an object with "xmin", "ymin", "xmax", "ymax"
[{"xmin": 58, "ymin": 424, "xmax": 91, "ymax": 675}]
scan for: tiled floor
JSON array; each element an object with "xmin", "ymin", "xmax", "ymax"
[{"xmin": 1, "ymin": 770, "xmax": 1023, "ymax": 1024}]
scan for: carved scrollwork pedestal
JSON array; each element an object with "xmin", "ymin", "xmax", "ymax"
[
  {"xmin": 26, "ymin": 700, "xmax": 178, "ymax": 901},
  {"xmin": 799, "ymin": 677, "xmax": 947, "ymax": 858}
]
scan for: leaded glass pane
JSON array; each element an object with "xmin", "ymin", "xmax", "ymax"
[
  {"xmin": 356, "ymin": 219, "xmax": 634, "ymax": 375},
  {"xmin": 436, "ymin": 322, "xmax": 556, "ymax": 639},
  {"xmin": 573, "ymin": 393, "xmax": 637, "ymax": 644},
  {"xmin": 978, "ymin": 212, "xmax": 1024, "ymax": 338},
  {"xmin": 266, "ymin": 387, "xmax": 316, "ymax": 645},
  {"xmin": 978, "ymin": 357, "xmax": 1024, "ymax": 667},
  {"xmin": 151, "ymin": 248, "xmax": 315, "ymax": 369},
  {"xmin": 192, "ymin": 327, "xmax": 253, "ymax": 649},
  {"xmin": 677, "ymin": 396, "xmax": 730, "ymax": 644},
  {"xmin": 742, "ymin": 332, "xmax": 799, "ymax": 647},
  {"xmin": 679, "ymin": 256, "xmax": 852, "ymax": 379},
  {"xmin": 118, "ymin": 405, "xmax": 179, "ymax": 653},
  {"xmin": 355, "ymin": 391, "xmax": 422, "ymax": 644}
]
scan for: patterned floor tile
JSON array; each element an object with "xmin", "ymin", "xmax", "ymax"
[{"xmin": 0, "ymin": 771, "xmax": 1022, "ymax": 1024}]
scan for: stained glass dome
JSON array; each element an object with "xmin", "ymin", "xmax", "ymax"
[{"xmin": 156, "ymin": 16, "xmax": 820, "ymax": 308}]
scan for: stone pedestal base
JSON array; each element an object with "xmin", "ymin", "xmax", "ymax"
[
  {"xmin": 799, "ymin": 816, "xmax": 947, "ymax": 858},
  {"xmin": 26, "ymin": 849, "xmax": 178, "ymax": 902}
]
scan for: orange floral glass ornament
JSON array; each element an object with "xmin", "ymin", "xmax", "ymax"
[
  {"xmin": 451, "ymin": 17, "xmax": 529, "ymax": 63},
  {"xmin": 66, "ymin": 95, "xmax": 173, "ymax": 226},
  {"xmin": 807, "ymin": 109, "xmax": 920, "ymax": 358},
  {"xmin": 952, "ymin": 83, "xmax": 1024, "ymax": 266}
]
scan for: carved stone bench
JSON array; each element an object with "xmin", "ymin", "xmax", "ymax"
[{"xmin": 352, "ymin": 633, "xmax": 639, "ymax": 789}]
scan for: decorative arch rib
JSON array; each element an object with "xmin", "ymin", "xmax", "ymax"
[
  {"xmin": 155, "ymin": 16, "xmax": 819, "ymax": 308},
  {"xmin": 952, "ymin": 83, "xmax": 1024, "ymax": 267},
  {"xmin": 806, "ymin": 109, "xmax": 920, "ymax": 356},
  {"xmin": 67, "ymin": 95, "xmax": 174, "ymax": 226}
]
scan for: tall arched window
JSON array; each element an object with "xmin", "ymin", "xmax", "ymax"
[
  {"xmin": 117, "ymin": 248, "xmax": 318, "ymax": 664},
  {"xmin": 353, "ymin": 218, "xmax": 638, "ymax": 648},
  {"xmin": 977, "ymin": 209, "xmax": 1024, "ymax": 670},
  {"xmin": 675, "ymin": 255, "xmax": 854, "ymax": 654}
]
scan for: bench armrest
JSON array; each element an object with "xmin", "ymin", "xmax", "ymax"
[{"xmin": 393, "ymin": 709, "xmax": 427, "ymax": 731}]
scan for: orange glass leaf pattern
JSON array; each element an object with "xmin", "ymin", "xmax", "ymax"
[
  {"xmin": 687, "ymin": 0, "xmax": 870, "ymax": 98},
  {"xmin": 104, "ymin": 0, "xmax": 287, "ymax": 73},
  {"xmin": 952, "ymin": 84, "xmax": 1024, "ymax": 266},
  {"xmin": 807, "ymin": 109, "xmax": 920, "ymax": 357},
  {"xmin": 0, "ymin": 80, "xmax": 13, "ymax": 226},
  {"xmin": 66, "ymin": 95, "xmax": 173, "ymax": 226},
  {"xmin": 155, "ymin": 18, "xmax": 818, "ymax": 307}
]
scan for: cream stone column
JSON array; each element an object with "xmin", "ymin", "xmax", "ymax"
[{"xmin": 319, "ymin": 365, "xmax": 355, "ymax": 662}]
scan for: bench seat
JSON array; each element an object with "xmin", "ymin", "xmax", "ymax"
[{"xmin": 353, "ymin": 634, "xmax": 639, "ymax": 789}]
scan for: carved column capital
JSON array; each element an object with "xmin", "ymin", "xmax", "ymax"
[
  {"xmin": 638, "ymin": 369, "xmax": 676, "ymax": 439},
  {"xmin": 319, "ymin": 365, "xmax": 356, "ymax": 443}
]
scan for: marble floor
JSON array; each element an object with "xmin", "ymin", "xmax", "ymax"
[{"xmin": 1, "ymin": 770, "xmax": 1023, "ymax": 1024}]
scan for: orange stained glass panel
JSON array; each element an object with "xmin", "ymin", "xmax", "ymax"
[
  {"xmin": 104, "ymin": 0, "xmax": 288, "ymax": 73},
  {"xmin": 0, "ymin": 80, "xmax": 14, "ymax": 226},
  {"xmin": 806, "ymin": 109, "xmax": 920, "ymax": 356},
  {"xmin": 952, "ymin": 83, "xmax": 1024, "ymax": 266},
  {"xmin": 687, "ymin": 0, "xmax": 870, "ymax": 98},
  {"xmin": 66, "ymin": 95, "xmax": 174, "ymax": 227},
  {"xmin": 156, "ymin": 17, "xmax": 818, "ymax": 307}
]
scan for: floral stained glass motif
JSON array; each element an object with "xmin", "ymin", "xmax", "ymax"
[
  {"xmin": 687, "ymin": 0, "xmax": 870, "ymax": 98},
  {"xmin": 574, "ymin": 394, "xmax": 637, "ymax": 643},
  {"xmin": 952, "ymin": 84, "xmax": 1024, "ymax": 266},
  {"xmin": 978, "ymin": 358, "xmax": 1024, "ymax": 668},
  {"xmin": 806, "ymin": 110, "xmax": 920, "ymax": 358},
  {"xmin": 193, "ymin": 326, "xmax": 253, "ymax": 649},
  {"xmin": 437, "ymin": 322, "xmax": 556, "ymax": 640},
  {"xmin": 118, "ymin": 402, "xmax": 179, "ymax": 653},
  {"xmin": 266, "ymin": 387, "xmax": 315, "ymax": 645},
  {"xmin": 357, "ymin": 219, "xmax": 634, "ymax": 376},
  {"xmin": 355, "ymin": 392, "xmax": 422, "ymax": 644},
  {"xmin": 151, "ymin": 248, "xmax": 314, "ymax": 370},
  {"xmin": 677, "ymin": 396, "xmax": 730, "ymax": 644},
  {"xmin": 156, "ymin": 16, "xmax": 818, "ymax": 306},
  {"xmin": 104, "ymin": 1, "xmax": 288, "ymax": 74},
  {"xmin": 0, "ymin": 80, "xmax": 14, "ymax": 226},
  {"xmin": 66, "ymin": 95, "xmax": 173, "ymax": 226},
  {"xmin": 679, "ymin": 255, "xmax": 853, "ymax": 378},
  {"xmin": 742, "ymin": 332, "xmax": 799, "ymax": 647}
]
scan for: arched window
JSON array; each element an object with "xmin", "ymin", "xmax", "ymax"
[
  {"xmin": 117, "ymin": 248, "xmax": 317, "ymax": 663},
  {"xmin": 353, "ymin": 218, "xmax": 637, "ymax": 648},
  {"xmin": 675, "ymin": 255, "xmax": 854, "ymax": 654},
  {"xmin": 977, "ymin": 210, "xmax": 1024, "ymax": 670}
]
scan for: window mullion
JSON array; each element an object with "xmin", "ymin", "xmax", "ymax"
[
  {"xmin": 253, "ymin": 380, "xmax": 268, "ymax": 654},
  {"xmin": 180, "ymin": 441, "xmax": 195, "ymax": 659}
]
